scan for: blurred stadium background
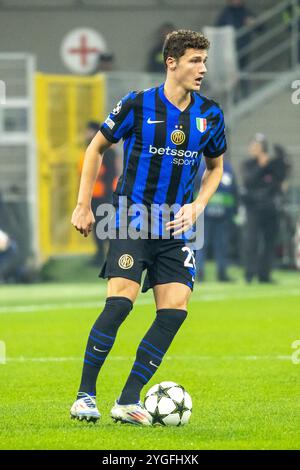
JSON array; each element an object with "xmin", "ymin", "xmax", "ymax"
[
  {"xmin": 0, "ymin": 0, "xmax": 299, "ymax": 451},
  {"xmin": 0, "ymin": 0, "xmax": 299, "ymax": 271}
]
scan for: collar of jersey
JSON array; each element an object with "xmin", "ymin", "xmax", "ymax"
[{"xmin": 159, "ymin": 84, "xmax": 195, "ymax": 114}]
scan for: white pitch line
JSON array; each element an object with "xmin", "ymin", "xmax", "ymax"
[
  {"xmin": 0, "ymin": 288, "xmax": 300, "ymax": 314},
  {"xmin": 0, "ymin": 302, "xmax": 101, "ymax": 314},
  {"xmin": 3, "ymin": 354, "xmax": 293, "ymax": 363}
]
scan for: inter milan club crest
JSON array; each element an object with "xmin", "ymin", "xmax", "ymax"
[
  {"xmin": 118, "ymin": 254, "xmax": 134, "ymax": 269},
  {"xmin": 171, "ymin": 125, "xmax": 185, "ymax": 145},
  {"xmin": 196, "ymin": 117, "xmax": 207, "ymax": 133}
]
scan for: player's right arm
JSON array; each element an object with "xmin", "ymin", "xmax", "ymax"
[
  {"xmin": 71, "ymin": 131, "xmax": 112, "ymax": 237},
  {"xmin": 72, "ymin": 92, "xmax": 135, "ymax": 237}
]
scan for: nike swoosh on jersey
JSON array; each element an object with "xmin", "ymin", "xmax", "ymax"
[
  {"xmin": 93, "ymin": 346, "xmax": 109, "ymax": 353},
  {"xmin": 149, "ymin": 360, "xmax": 159, "ymax": 368},
  {"xmin": 147, "ymin": 118, "xmax": 164, "ymax": 124}
]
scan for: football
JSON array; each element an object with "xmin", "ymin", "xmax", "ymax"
[{"xmin": 144, "ymin": 381, "xmax": 192, "ymax": 426}]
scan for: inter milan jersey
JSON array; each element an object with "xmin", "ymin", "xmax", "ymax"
[{"xmin": 100, "ymin": 84, "xmax": 227, "ymax": 210}]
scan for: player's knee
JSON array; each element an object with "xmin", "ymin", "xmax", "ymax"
[
  {"xmin": 155, "ymin": 284, "xmax": 191, "ymax": 311},
  {"xmin": 156, "ymin": 308, "xmax": 188, "ymax": 332},
  {"xmin": 107, "ymin": 278, "xmax": 139, "ymax": 302},
  {"xmin": 159, "ymin": 299, "xmax": 189, "ymax": 311},
  {"xmin": 100, "ymin": 296, "xmax": 133, "ymax": 326}
]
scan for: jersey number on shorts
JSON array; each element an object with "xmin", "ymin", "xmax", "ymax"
[{"xmin": 182, "ymin": 247, "xmax": 196, "ymax": 269}]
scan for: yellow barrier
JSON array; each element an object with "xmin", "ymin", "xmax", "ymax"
[{"xmin": 36, "ymin": 73, "xmax": 106, "ymax": 260}]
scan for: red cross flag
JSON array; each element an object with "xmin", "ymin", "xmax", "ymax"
[{"xmin": 60, "ymin": 28, "xmax": 107, "ymax": 74}]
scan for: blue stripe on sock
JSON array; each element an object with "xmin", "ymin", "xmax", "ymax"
[
  {"xmin": 84, "ymin": 359, "xmax": 99, "ymax": 367},
  {"xmin": 138, "ymin": 346, "xmax": 162, "ymax": 361},
  {"xmin": 92, "ymin": 327, "xmax": 115, "ymax": 341},
  {"xmin": 86, "ymin": 351, "xmax": 106, "ymax": 361},
  {"xmin": 90, "ymin": 335, "xmax": 112, "ymax": 348},
  {"xmin": 131, "ymin": 370, "xmax": 148, "ymax": 382},
  {"xmin": 142, "ymin": 339, "xmax": 164, "ymax": 356},
  {"xmin": 134, "ymin": 361, "xmax": 153, "ymax": 375}
]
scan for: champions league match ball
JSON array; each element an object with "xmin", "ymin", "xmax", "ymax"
[{"xmin": 144, "ymin": 381, "xmax": 192, "ymax": 426}]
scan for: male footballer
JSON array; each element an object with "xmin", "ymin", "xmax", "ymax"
[{"xmin": 70, "ymin": 29, "xmax": 226, "ymax": 425}]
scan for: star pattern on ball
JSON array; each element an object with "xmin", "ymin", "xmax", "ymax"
[
  {"xmin": 156, "ymin": 385, "xmax": 172, "ymax": 398},
  {"xmin": 144, "ymin": 384, "xmax": 192, "ymax": 426},
  {"xmin": 150, "ymin": 405, "xmax": 168, "ymax": 426},
  {"xmin": 173, "ymin": 398, "xmax": 190, "ymax": 420}
]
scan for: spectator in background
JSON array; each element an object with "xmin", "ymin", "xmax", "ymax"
[
  {"xmin": 195, "ymin": 156, "xmax": 238, "ymax": 282},
  {"xmin": 79, "ymin": 121, "xmax": 120, "ymax": 266},
  {"xmin": 146, "ymin": 23, "xmax": 176, "ymax": 73},
  {"xmin": 241, "ymin": 134, "xmax": 289, "ymax": 284},
  {"xmin": 0, "ymin": 228, "xmax": 18, "ymax": 283},
  {"xmin": 0, "ymin": 190, "xmax": 30, "ymax": 283},
  {"xmin": 216, "ymin": 0, "xmax": 256, "ymax": 97}
]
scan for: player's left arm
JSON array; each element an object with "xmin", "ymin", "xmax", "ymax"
[
  {"xmin": 196, "ymin": 154, "xmax": 224, "ymax": 209},
  {"xmin": 166, "ymin": 154, "xmax": 223, "ymax": 235}
]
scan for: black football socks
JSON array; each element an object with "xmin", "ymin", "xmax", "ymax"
[
  {"xmin": 78, "ymin": 296, "xmax": 133, "ymax": 397},
  {"xmin": 118, "ymin": 308, "xmax": 187, "ymax": 405}
]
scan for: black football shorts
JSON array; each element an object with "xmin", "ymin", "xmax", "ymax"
[{"xmin": 99, "ymin": 236, "xmax": 196, "ymax": 293}]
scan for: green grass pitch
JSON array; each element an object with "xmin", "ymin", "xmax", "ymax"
[{"xmin": 0, "ymin": 268, "xmax": 299, "ymax": 450}]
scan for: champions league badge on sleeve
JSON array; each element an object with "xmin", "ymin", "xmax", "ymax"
[{"xmin": 112, "ymin": 100, "xmax": 122, "ymax": 115}]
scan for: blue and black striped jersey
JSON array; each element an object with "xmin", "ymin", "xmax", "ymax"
[{"xmin": 100, "ymin": 83, "xmax": 227, "ymax": 209}]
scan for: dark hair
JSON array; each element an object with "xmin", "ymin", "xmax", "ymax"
[
  {"xmin": 163, "ymin": 29, "xmax": 210, "ymax": 65},
  {"xmin": 99, "ymin": 52, "xmax": 114, "ymax": 63}
]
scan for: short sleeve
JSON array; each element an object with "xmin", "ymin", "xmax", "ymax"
[
  {"xmin": 203, "ymin": 109, "xmax": 227, "ymax": 158},
  {"xmin": 100, "ymin": 92, "xmax": 135, "ymax": 143}
]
